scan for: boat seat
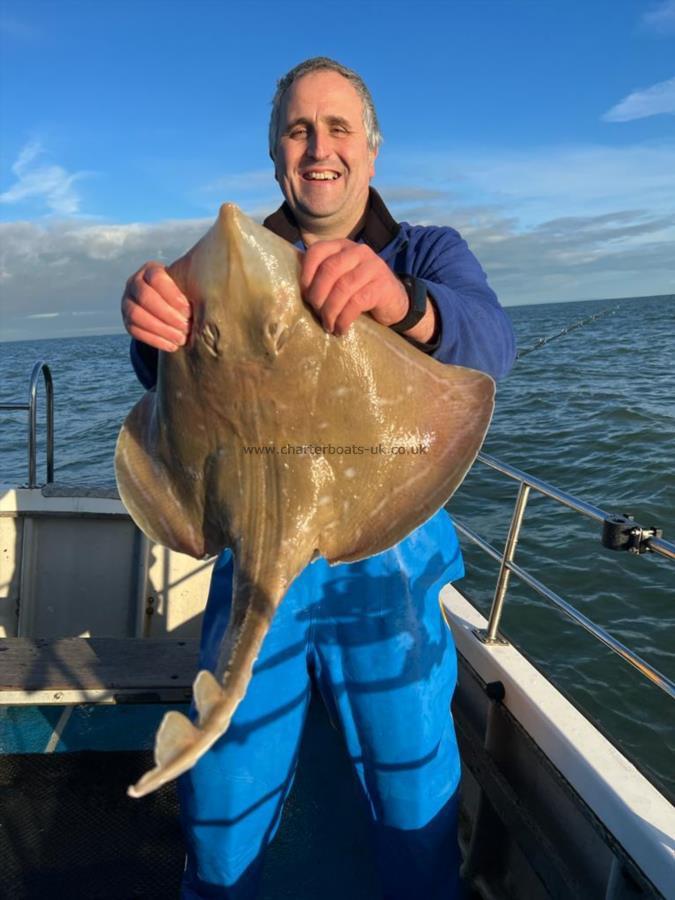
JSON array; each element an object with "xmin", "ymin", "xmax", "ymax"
[{"xmin": 0, "ymin": 637, "xmax": 199, "ymax": 704}]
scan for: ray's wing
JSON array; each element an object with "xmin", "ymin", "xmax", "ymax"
[
  {"xmin": 115, "ymin": 393, "xmax": 210, "ymax": 559},
  {"xmin": 303, "ymin": 317, "xmax": 495, "ymax": 564}
]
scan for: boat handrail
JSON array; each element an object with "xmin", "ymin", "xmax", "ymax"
[
  {"xmin": 0, "ymin": 360, "xmax": 54, "ymax": 488},
  {"xmin": 452, "ymin": 452, "xmax": 675, "ymax": 700}
]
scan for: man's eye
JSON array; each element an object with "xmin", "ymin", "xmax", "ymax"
[{"xmin": 290, "ymin": 128, "xmax": 308, "ymax": 139}]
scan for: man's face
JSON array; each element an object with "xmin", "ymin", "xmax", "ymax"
[{"xmin": 274, "ymin": 70, "xmax": 377, "ymax": 237}]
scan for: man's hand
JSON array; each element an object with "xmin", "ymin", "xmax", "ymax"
[
  {"xmin": 121, "ymin": 262, "xmax": 191, "ymax": 351},
  {"xmin": 300, "ymin": 240, "xmax": 410, "ymax": 336}
]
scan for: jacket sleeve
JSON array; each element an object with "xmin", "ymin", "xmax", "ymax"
[
  {"xmin": 406, "ymin": 226, "xmax": 516, "ymax": 381},
  {"xmin": 130, "ymin": 339, "xmax": 159, "ymax": 390}
]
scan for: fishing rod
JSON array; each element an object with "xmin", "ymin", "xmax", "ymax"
[{"xmin": 516, "ymin": 304, "xmax": 620, "ymax": 359}]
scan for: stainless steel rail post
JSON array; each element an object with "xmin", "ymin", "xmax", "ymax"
[
  {"xmin": 0, "ymin": 361, "xmax": 54, "ymax": 487},
  {"xmin": 479, "ymin": 482, "xmax": 531, "ymax": 645},
  {"xmin": 28, "ymin": 361, "xmax": 54, "ymax": 487}
]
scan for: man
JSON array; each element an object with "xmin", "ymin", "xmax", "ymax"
[{"xmin": 122, "ymin": 57, "xmax": 515, "ymax": 900}]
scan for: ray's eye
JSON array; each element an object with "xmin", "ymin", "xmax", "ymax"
[{"xmin": 201, "ymin": 321, "xmax": 220, "ymax": 358}]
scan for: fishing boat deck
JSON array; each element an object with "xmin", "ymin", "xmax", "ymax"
[
  {"xmin": 1, "ymin": 688, "xmax": 391, "ymax": 899},
  {"xmin": 2, "ymin": 605, "xmax": 672, "ymax": 898},
  {"xmin": 0, "ymin": 637, "xmax": 199, "ymax": 705},
  {"xmin": 0, "ymin": 635, "xmax": 385, "ymax": 897}
]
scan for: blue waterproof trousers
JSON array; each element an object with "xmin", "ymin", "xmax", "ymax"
[{"xmin": 179, "ymin": 509, "xmax": 464, "ymax": 899}]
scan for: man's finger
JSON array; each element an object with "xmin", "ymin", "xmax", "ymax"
[
  {"xmin": 142, "ymin": 265, "xmax": 191, "ymax": 317},
  {"xmin": 126, "ymin": 284, "xmax": 191, "ymax": 334},
  {"xmin": 321, "ymin": 268, "xmax": 377, "ymax": 333},
  {"xmin": 128, "ymin": 324, "xmax": 181, "ymax": 353},
  {"xmin": 126, "ymin": 302, "xmax": 188, "ymax": 347},
  {"xmin": 300, "ymin": 240, "xmax": 354, "ymax": 292},
  {"xmin": 333, "ymin": 297, "xmax": 371, "ymax": 336},
  {"xmin": 305, "ymin": 254, "xmax": 363, "ymax": 316},
  {"xmin": 302, "ymin": 242, "xmax": 371, "ymax": 314}
]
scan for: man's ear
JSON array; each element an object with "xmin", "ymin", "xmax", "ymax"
[
  {"xmin": 369, "ymin": 147, "xmax": 378, "ymax": 179},
  {"xmin": 270, "ymin": 152, "xmax": 279, "ymax": 183}
]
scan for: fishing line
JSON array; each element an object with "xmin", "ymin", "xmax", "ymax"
[{"xmin": 516, "ymin": 304, "xmax": 620, "ymax": 359}]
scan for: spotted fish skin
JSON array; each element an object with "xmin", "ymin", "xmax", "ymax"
[{"xmin": 115, "ymin": 203, "xmax": 495, "ymax": 798}]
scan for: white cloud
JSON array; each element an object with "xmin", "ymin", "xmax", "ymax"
[
  {"xmin": 642, "ymin": 0, "xmax": 675, "ymax": 34},
  {"xmin": 0, "ymin": 141, "xmax": 90, "ymax": 215},
  {"xmin": 465, "ymin": 210, "xmax": 675, "ymax": 303},
  {"xmin": 602, "ymin": 77, "xmax": 675, "ymax": 122},
  {"xmin": 381, "ymin": 141, "xmax": 675, "ymax": 227},
  {"xmin": 0, "ymin": 217, "xmax": 213, "ymax": 341}
]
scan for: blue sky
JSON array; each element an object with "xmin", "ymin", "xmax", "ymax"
[{"xmin": 1, "ymin": 0, "xmax": 674, "ymax": 340}]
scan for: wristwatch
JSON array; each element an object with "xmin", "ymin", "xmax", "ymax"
[{"xmin": 391, "ymin": 275, "xmax": 427, "ymax": 334}]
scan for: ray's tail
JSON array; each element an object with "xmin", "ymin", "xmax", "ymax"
[{"xmin": 128, "ymin": 580, "xmax": 277, "ymax": 799}]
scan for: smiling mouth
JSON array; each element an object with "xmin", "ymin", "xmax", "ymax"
[{"xmin": 302, "ymin": 171, "xmax": 341, "ymax": 181}]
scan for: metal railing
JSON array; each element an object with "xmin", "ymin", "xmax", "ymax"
[
  {"xmin": 453, "ymin": 452, "xmax": 675, "ymax": 700},
  {"xmin": 0, "ymin": 361, "xmax": 54, "ymax": 488}
]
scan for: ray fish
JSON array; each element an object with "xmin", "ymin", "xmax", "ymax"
[{"xmin": 115, "ymin": 204, "xmax": 495, "ymax": 798}]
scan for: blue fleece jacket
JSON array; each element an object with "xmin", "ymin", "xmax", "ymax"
[{"xmin": 377, "ymin": 222, "xmax": 515, "ymax": 378}]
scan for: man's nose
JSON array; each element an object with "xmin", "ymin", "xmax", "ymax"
[{"xmin": 307, "ymin": 128, "xmax": 330, "ymax": 160}]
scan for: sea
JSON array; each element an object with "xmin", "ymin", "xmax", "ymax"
[{"xmin": 1, "ymin": 294, "xmax": 673, "ymax": 799}]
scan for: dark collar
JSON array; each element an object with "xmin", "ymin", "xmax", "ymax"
[{"xmin": 262, "ymin": 187, "xmax": 400, "ymax": 252}]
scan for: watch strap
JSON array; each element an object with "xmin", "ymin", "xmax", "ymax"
[{"xmin": 391, "ymin": 275, "xmax": 427, "ymax": 334}]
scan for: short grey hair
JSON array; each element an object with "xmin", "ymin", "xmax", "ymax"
[{"xmin": 268, "ymin": 57, "xmax": 383, "ymax": 161}]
